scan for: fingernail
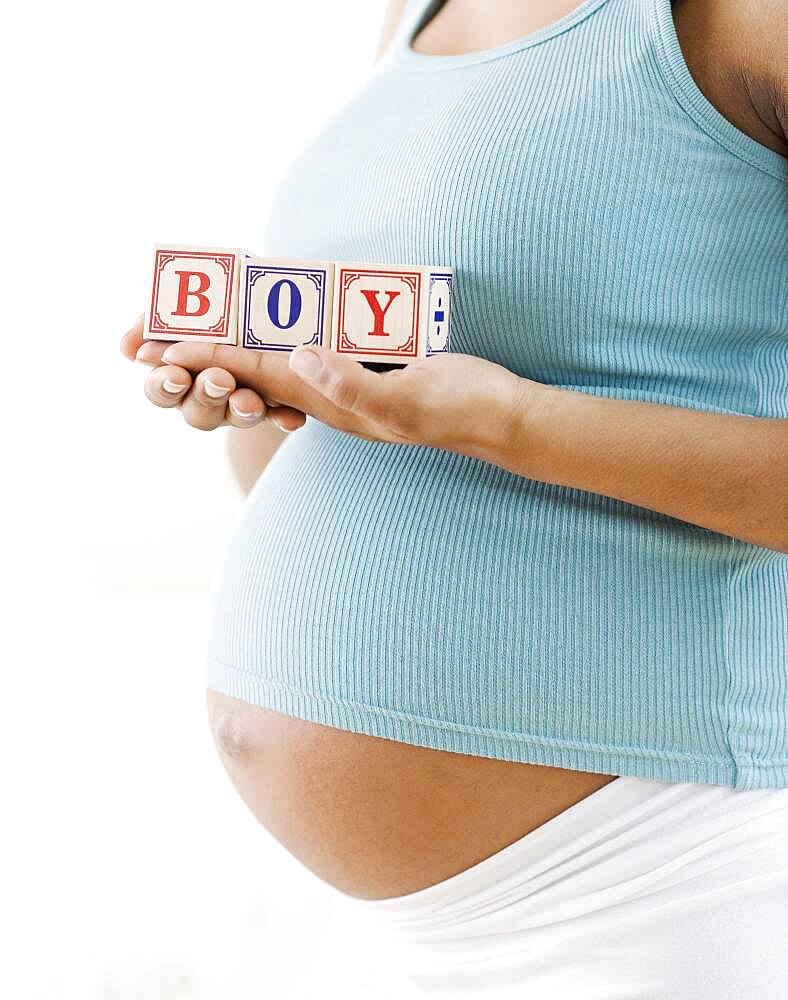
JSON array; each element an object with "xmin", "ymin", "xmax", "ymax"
[
  {"xmin": 272, "ymin": 419, "xmax": 291, "ymax": 433},
  {"xmin": 204, "ymin": 379, "xmax": 230, "ymax": 398},
  {"xmin": 162, "ymin": 378, "xmax": 188, "ymax": 394},
  {"xmin": 135, "ymin": 344, "xmax": 158, "ymax": 364},
  {"xmin": 229, "ymin": 400, "xmax": 260, "ymax": 421},
  {"xmin": 289, "ymin": 348, "xmax": 322, "ymax": 380}
]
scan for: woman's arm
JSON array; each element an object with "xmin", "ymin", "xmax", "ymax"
[
  {"xmin": 497, "ymin": 386, "xmax": 788, "ymax": 554},
  {"xmin": 375, "ymin": 0, "xmax": 411, "ymax": 60},
  {"xmin": 226, "ymin": 420, "xmax": 290, "ymax": 497}
]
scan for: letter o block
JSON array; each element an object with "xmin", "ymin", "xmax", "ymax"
[{"xmin": 239, "ymin": 256, "xmax": 335, "ymax": 354}]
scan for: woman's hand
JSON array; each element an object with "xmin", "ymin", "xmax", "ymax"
[
  {"xmin": 119, "ymin": 315, "xmax": 308, "ymax": 432},
  {"xmin": 150, "ymin": 338, "xmax": 546, "ymax": 462}
]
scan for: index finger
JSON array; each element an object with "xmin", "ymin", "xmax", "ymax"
[{"xmin": 160, "ymin": 341, "xmax": 300, "ymax": 408}]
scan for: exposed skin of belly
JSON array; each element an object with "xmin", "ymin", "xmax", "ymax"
[{"xmin": 207, "ymin": 688, "xmax": 618, "ymax": 901}]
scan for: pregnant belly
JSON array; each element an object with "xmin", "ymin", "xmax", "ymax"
[{"xmin": 207, "ymin": 688, "xmax": 618, "ymax": 901}]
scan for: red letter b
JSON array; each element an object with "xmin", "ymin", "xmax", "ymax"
[{"xmin": 173, "ymin": 270, "xmax": 211, "ymax": 317}]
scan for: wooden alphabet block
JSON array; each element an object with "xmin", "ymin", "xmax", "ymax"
[
  {"xmin": 144, "ymin": 244, "xmax": 244, "ymax": 344},
  {"xmin": 143, "ymin": 245, "xmax": 454, "ymax": 364},
  {"xmin": 331, "ymin": 261, "xmax": 453, "ymax": 365},
  {"xmin": 239, "ymin": 257, "xmax": 335, "ymax": 353}
]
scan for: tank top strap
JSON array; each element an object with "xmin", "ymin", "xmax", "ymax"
[{"xmin": 384, "ymin": 0, "xmax": 445, "ymax": 57}]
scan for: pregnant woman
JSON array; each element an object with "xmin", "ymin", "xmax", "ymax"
[{"xmin": 122, "ymin": 0, "xmax": 788, "ymax": 995}]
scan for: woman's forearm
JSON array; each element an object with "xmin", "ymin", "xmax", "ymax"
[
  {"xmin": 496, "ymin": 384, "xmax": 788, "ymax": 553},
  {"xmin": 226, "ymin": 421, "xmax": 289, "ymax": 497}
]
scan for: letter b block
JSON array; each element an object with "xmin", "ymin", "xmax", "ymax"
[{"xmin": 144, "ymin": 244, "xmax": 244, "ymax": 344}]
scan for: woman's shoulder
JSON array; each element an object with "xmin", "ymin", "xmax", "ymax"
[
  {"xmin": 374, "ymin": 0, "xmax": 414, "ymax": 61},
  {"xmin": 671, "ymin": 0, "xmax": 786, "ymax": 155}
]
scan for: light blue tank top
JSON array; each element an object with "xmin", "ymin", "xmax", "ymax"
[{"xmin": 205, "ymin": 0, "xmax": 788, "ymax": 789}]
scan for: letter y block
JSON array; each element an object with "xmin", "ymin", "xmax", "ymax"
[{"xmin": 330, "ymin": 261, "xmax": 453, "ymax": 365}]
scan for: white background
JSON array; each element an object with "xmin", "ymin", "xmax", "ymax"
[{"xmin": 1, "ymin": 2, "xmax": 391, "ymax": 997}]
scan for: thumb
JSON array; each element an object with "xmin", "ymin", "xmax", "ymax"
[{"xmin": 289, "ymin": 344, "xmax": 387, "ymax": 417}]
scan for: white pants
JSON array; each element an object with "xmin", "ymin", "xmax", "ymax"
[{"xmin": 324, "ymin": 776, "xmax": 788, "ymax": 999}]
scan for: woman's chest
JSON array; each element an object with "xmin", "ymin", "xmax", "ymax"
[{"xmin": 260, "ymin": 5, "xmax": 782, "ymax": 391}]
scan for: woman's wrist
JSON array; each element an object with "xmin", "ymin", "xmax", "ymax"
[{"xmin": 462, "ymin": 375, "xmax": 556, "ymax": 476}]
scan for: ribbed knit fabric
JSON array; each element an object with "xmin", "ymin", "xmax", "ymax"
[{"xmin": 205, "ymin": 0, "xmax": 788, "ymax": 790}]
